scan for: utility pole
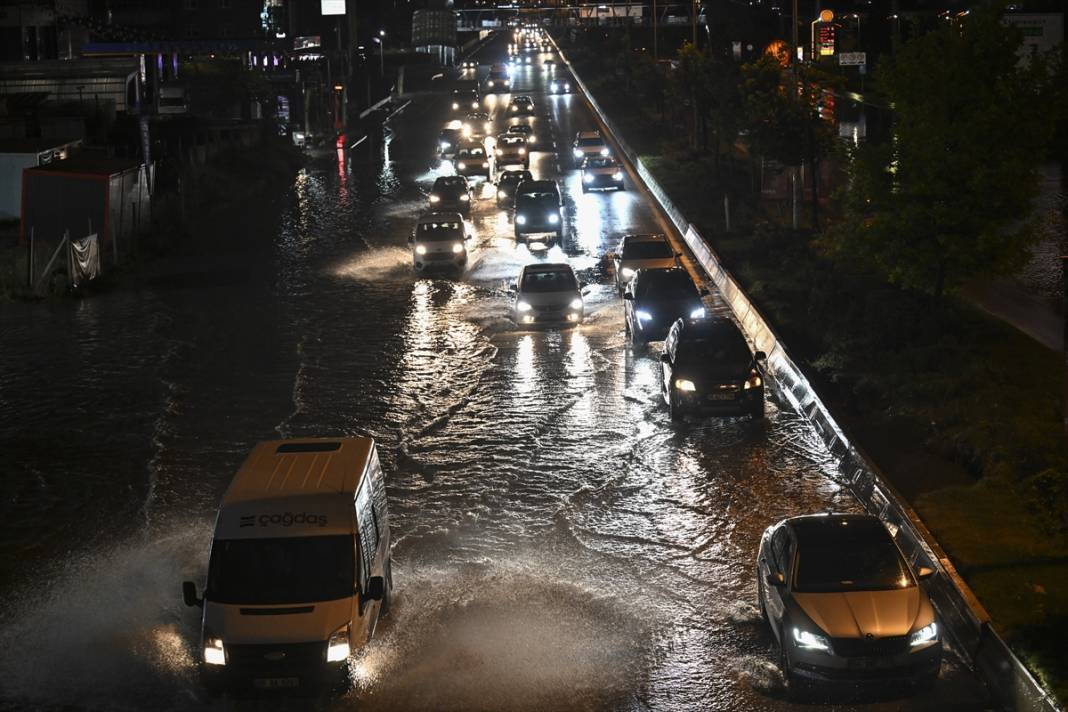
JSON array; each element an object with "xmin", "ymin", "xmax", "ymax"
[{"xmin": 653, "ymin": 0, "xmax": 658, "ymax": 61}]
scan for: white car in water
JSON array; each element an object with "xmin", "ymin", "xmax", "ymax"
[
  {"xmin": 408, "ymin": 212, "xmax": 470, "ymax": 272},
  {"xmin": 512, "ymin": 262, "xmax": 585, "ymax": 327}
]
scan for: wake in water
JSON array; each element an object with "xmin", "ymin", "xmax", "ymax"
[
  {"xmin": 331, "ymin": 246, "xmax": 416, "ymax": 283},
  {"xmin": 343, "ymin": 558, "xmax": 656, "ymax": 712},
  {"xmin": 0, "ymin": 523, "xmax": 213, "ymax": 711}
]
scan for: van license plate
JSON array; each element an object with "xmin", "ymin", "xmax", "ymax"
[{"xmin": 254, "ymin": 677, "xmax": 299, "ymax": 690}]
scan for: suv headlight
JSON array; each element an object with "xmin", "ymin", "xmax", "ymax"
[
  {"xmin": 203, "ymin": 636, "xmax": 226, "ymax": 666},
  {"xmin": 548, "ymin": 213, "xmax": 559, "ymax": 224},
  {"xmin": 613, "ymin": 171, "xmax": 624, "ymax": 181},
  {"xmin": 457, "ymin": 162, "xmax": 466, "ymax": 170},
  {"xmin": 635, "ymin": 309, "xmax": 652, "ymax": 323},
  {"xmin": 674, "ymin": 378, "xmax": 696, "ymax": 392},
  {"xmin": 498, "ymin": 190, "xmax": 507, "ymax": 199},
  {"xmin": 516, "ymin": 215, "xmax": 527, "ymax": 225},
  {"xmin": 569, "ymin": 298, "xmax": 583, "ymax": 310},
  {"xmin": 452, "ymin": 102, "xmax": 459, "ymax": 110},
  {"xmin": 452, "ymin": 242, "xmax": 465, "ymax": 254},
  {"xmin": 743, "ymin": 371, "xmax": 762, "ymax": 389},
  {"xmin": 327, "ymin": 624, "xmax": 351, "ymax": 662},
  {"xmin": 599, "ymin": 147, "xmax": 609, "ymax": 156},
  {"xmin": 516, "ymin": 301, "xmax": 533, "ymax": 312},
  {"xmin": 792, "ymin": 627, "xmax": 831, "ymax": 652},
  {"xmin": 910, "ymin": 622, "xmax": 938, "ymax": 648},
  {"xmin": 583, "ymin": 173, "xmax": 593, "ymax": 183},
  {"xmin": 620, "ymin": 267, "xmax": 635, "ymax": 278},
  {"xmin": 415, "ymin": 244, "xmax": 428, "ymax": 255},
  {"xmin": 572, "ymin": 148, "xmax": 583, "ymax": 158},
  {"xmin": 429, "ymin": 194, "xmax": 440, "ymax": 203},
  {"xmin": 460, "ymin": 194, "xmax": 470, "ymax": 202},
  {"xmin": 689, "ymin": 307, "xmax": 706, "ymax": 319}
]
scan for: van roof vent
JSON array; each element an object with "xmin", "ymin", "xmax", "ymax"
[{"xmin": 275, "ymin": 442, "xmax": 341, "ymax": 454}]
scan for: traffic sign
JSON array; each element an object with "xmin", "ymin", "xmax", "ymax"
[{"xmin": 838, "ymin": 52, "xmax": 867, "ymax": 67}]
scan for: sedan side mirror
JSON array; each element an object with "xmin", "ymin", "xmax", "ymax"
[
  {"xmin": 754, "ymin": 350, "xmax": 767, "ymax": 362},
  {"xmin": 622, "ymin": 293, "xmax": 633, "ymax": 301},
  {"xmin": 917, "ymin": 566, "xmax": 935, "ymax": 581},
  {"xmin": 765, "ymin": 572, "xmax": 786, "ymax": 588},
  {"xmin": 364, "ymin": 576, "xmax": 385, "ymax": 602},
  {"xmin": 183, "ymin": 581, "xmax": 203, "ymax": 608}
]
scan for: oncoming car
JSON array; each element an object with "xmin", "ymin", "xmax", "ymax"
[
  {"xmin": 462, "ymin": 111, "xmax": 492, "ymax": 139},
  {"xmin": 610, "ymin": 233, "xmax": 679, "ymax": 293},
  {"xmin": 428, "ymin": 175, "xmax": 473, "ymax": 216},
  {"xmin": 485, "ymin": 67, "xmax": 511, "ymax": 92},
  {"xmin": 506, "ymin": 123, "xmax": 536, "ymax": 147},
  {"xmin": 548, "ymin": 77, "xmax": 571, "ymax": 94},
  {"xmin": 623, "ymin": 268, "xmax": 707, "ymax": 343},
  {"xmin": 495, "ymin": 169, "xmax": 533, "ymax": 207},
  {"xmin": 455, "ymin": 145, "xmax": 491, "ymax": 178},
  {"xmin": 509, "ymin": 95, "xmax": 535, "ymax": 116},
  {"xmin": 512, "ymin": 262, "xmax": 584, "ymax": 326},
  {"xmin": 581, "ymin": 156, "xmax": 624, "ymax": 192},
  {"xmin": 437, "ymin": 127, "xmax": 461, "ymax": 160},
  {"xmin": 451, "ymin": 89, "xmax": 479, "ymax": 112},
  {"xmin": 408, "ymin": 213, "xmax": 470, "ymax": 272},
  {"xmin": 659, "ymin": 317, "xmax": 766, "ymax": 420},
  {"xmin": 573, "ymin": 130, "xmax": 609, "ymax": 164},
  {"xmin": 494, "ymin": 134, "xmax": 529, "ymax": 168},
  {"xmin": 757, "ymin": 514, "xmax": 942, "ymax": 689},
  {"xmin": 514, "ymin": 179, "xmax": 563, "ymax": 249}
]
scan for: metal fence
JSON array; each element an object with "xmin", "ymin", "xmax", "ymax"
[{"xmin": 552, "ymin": 32, "xmax": 1061, "ymax": 712}]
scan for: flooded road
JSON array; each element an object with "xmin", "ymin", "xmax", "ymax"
[{"xmin": 0, "ymin": 37, "xmax": 991, "ymax": 712}]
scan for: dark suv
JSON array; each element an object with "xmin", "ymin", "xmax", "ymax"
[
  {"xmin": 623, "ymin": 268, "xmax": 707, "ymax": 343},
  {"xmin": 659, "ymin": 317, "xmax": 766, "ymax": 420},
  {"xmin": 513, "ymin": 179, "xmax": 563, "ymax": 249}
]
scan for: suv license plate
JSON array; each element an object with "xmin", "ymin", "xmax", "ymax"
[
  {"xmin": 707, "ymin": 393, "xmax": 734, "ymax": 401},
  {"xmin": 253, "ymin": 677, "xmax": 299, "ymax": 690}
]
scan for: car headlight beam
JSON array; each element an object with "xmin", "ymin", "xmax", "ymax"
[
  {"xmin": 452, "ymin": 242, "xmax": 464, "ymax": 254},
  {"xmin": 636, "ymin": 309, "xmax": 653, "ymax": 323},
  {"xmin": 326, "ymin": 625, "xmax": 351, "ymax": 663},
  {"xmin": 689, "ymin": 307, "xmax": 706, "ymax": 319},
  {"xmin": 583, "ymin": 173, "xmax": 594, "ymax": 183},
  {"xmin": 792, "ymin": 627, "xmax": 831, "ymax": 652},
  {"xmin": 548, "ymin": 213, "xmax": 559, "ymax": 224},
  {"xmin": 910, "ymin": 622, "xmax": 938, "ymax": 648},
  {"xmin": 516, "ymin": 301, "xmax": 533, "ymax": 312},
  {"xmin": 203, "ymin": 637, "xmax": 226, "ymax": 666},
  {"xmin": 674, "ymin": 378, "xmax": 696, "ymax": 392},
  {"xmin": 569, "ymin": 298, "xmax": 583, "ymax": 310},
  {"xmin": 515, "ymin": 215, "xmax": 527, "ymax": 225}
]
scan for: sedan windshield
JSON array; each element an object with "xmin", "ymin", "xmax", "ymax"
[
  {"xmin": 623, "ymin": 241, "xmax": 674, "ymax": 260},
  {"xmin": 637, "ymin": 274, "xmax": 697, "ymax": 301},
  {"xmin": 522, "ymin": 271, "xmax": 577, "ymax": 293},
  {"xmin": 794, "ymin": 523, "xmax": 914, "ymax": 592},
  {"xmin": 206, "ymin": 536, "xmax": 354, "ymax": 605},
  {"xmin": 577, "ymin": 137, "xmax": 604, "ymax": 147},
  {"xmin": 418, "ymin": 222, "xmax": 463, "ymax": 240}
]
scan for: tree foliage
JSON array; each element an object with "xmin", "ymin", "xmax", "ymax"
[{"xmin": 822, "ymin": 5, "xmax": 1058, "ymax": 297}]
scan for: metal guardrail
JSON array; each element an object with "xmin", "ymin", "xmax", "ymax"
[{"xmin": 551, "ymin": 33, "xmax": 1061, "ymax": 712}]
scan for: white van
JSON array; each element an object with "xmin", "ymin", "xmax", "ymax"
[{"xmin": 183, "ymin": 437, "xmax": 392, "ymax": 695}]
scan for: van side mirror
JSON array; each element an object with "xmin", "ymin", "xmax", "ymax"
[
  {"xmin": 754, "ymin": 350, "xmax": 767, "ymax": 362},
  {"xmin": 622, "ymin": 293, "xmax": 633, "ymax": 301},
  {"xmin": 917, "ymin": 566, "xmax": 935, "ymax": 581},
  {"xmin": 364, "ymin": 576, "xmax": 385, "ymax": 602},
  {"xmin": 183, "ymin": 581, "xmax": 203, "ymax": 608},
  {"xmin": 765, "ymin": 572, "xmax": 785, "ymax": 588}
]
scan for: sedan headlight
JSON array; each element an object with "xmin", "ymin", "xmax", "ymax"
[
  {"xmin": 498, "ymin": 190, "xmax": 507, "ymax": 199},
  {"xmin": 518, "ymin": 148, "xmax": 526, "ymax": 155},
  {"xmin": 457, "ymin": 162, "xmax": 466, "ymax": 170},
  {"xmin": 572, "ymin": 148, "xmax": 583, "ymax": 158},
  {"xmin": 452, "ymin": 242, "xmax": 465, "ymax": 254},
  {"xmin": 569, "ymin": 298, "xmax": 583, "ymax": 310},
  {"xmin": 547, "ymin": 213, "xmax": 559, "ymax": 224},
  {"xmin": 460, "ymin": 194, "xmax": 470, "ymax": 202},
  {"xmin": 792, "ymin": 627, "xmax": 831, "ymax": 652},
  {"xmin": 482, "ymin": 161, "xmax": 489, "ymax": 167},
  {"xmin": 583, "ymin": 173, "xmax": 593, "ymax": 183},
  {"xmin": 599, "ymin": 147, "xmax": 609, "ymax": 156},
  {"xmin": 471, "ymin": 101, "xmax": 478, "ymax": 109},
  {"xmin": 910, "ymin": 622, "xmax": 938, "ymax": 648},
  {"xmin": 429, "ymin": 194, "xmax": 440, "ymax": 203},
  {"xmin": 203, "ymin": 637, "xmax": 225, "ymax": 666},
  {"xmin": 511, "ymin": 105, "xmax": 518, "ymax": 112},
  {"xmin": 674, "ymin": 378, "xmax": 696, "ymax": 392},
  {"xmin": 689, "ymin": 307, "xmax": 706, "ymax": 319},
  {"xmin": 620, "ymin": 267, "xmax": 635, "ymax": 279},
  {"xmin": 516, "ymin": 215, "xmax": 527, "ymax": 225},
  {"xmin": 743, "ymin": 372, "xmax": 763, "ymax": 390},
  {"xmin": 516, "ymin": 301, "xmax": 533, "ymax": 312},
  {"xmin": 326, "ymin": 624, "xmax": 351, "ymax": 663},
  {"xmin": 613, "ymin": 171, "xmax": 624, "ymax": 181},
  {"xmin": 496, "ymin": 149, "xmax": 504, "ymax": 156},
  {"xmin": 635, "ymin": 309, "xmax": 653, "ymax": 323},
  {"xmin": 452, "ymin": 102, "xmax": 459, "ymax": 110},
  {"xmin": 415, "ymin": 244, "xmax": 428, "ymax": 255}
]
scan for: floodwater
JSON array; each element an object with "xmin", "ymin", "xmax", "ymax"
[{"xmin": 0, "ymin": 37, "xmax": 992, "ymax": 712}]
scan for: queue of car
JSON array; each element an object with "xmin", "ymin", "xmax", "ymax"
[{"xmin": 181, "ymin": 27, "xmax": 944, "ymax": 700}]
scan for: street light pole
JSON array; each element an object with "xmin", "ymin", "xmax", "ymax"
[
  {"xmin": 377, "ymin": 29, "xmax": 385, "ymax": 76},
  {"xmin": 653, "ymin": 0, "xmax": 658, "ymax": 61}
]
